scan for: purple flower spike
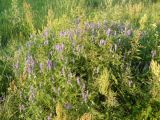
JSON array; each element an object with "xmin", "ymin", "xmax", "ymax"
[
  {"xmin": 106, "ymin": 28, "xmax": 112, "ymax": 36},
  {"xmin": 44, "ymin": 30, "xmax": 49, "ymax": 37},
  {"xmin": 47, "ymin": 114, "xmax": 52, "ymax": 120},
  {"xmin": 47, "ymin": 60, "xmax": 52, "ymax": 71},
  {"xmin": 55, "ymin": 43, "xmax": 65, "ymax": 52},
  {"xmin": 47, "ymin": 116, "xmax": 51, "ymax": 120},
  {"xmin": 15, "ymin": 61, "xmax": 19, "ymax": 69},
  {"xmin": 126, "ymin": 29, "xmax": 132, "ymax": 36}
]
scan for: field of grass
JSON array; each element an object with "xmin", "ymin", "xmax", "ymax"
[{"xmin": 0, "ymin": 0, "xmax": 160, "ymax": 119}]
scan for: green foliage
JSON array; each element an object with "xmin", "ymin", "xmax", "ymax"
[{"xmin": 0, "ymin": 0, "xmax": 160, "ymax": 120}]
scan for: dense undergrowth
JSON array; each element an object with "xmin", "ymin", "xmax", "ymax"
[{"xmin": 0, "ymin": 0, "xmax": 160, "ymax": 119}]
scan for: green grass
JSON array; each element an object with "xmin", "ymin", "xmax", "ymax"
[{"xmin": 0, "ymin": 0, "xmax": 160, "ymax": 119}]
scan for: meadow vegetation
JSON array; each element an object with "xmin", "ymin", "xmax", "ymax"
[{"xmin": 0, "ymin": 0, "xmax": 160, "ymax": 119}]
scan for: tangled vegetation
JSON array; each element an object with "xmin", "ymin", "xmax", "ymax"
[{"xmin": 0, "ymin": 0, "xmax": 160, "ymax": 119}]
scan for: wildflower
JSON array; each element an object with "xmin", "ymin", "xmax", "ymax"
[
  {"xmin": 99, "ymin": 39, "xmax": 106, "ymax": 46},
  {"xmin": 26, "ymin": 55, "xmax": 35, "ymax": 75},
  {"xmin": 15, "ymin": 60, "xmax": 19, "ymax": 69},
  {"xmin": 106, "ymin": 28, "xmax": 112, "ymax": 36},
  {"xmin": 55, "ymin": 43, "xmax": 64, "ymax": 52},
  {"xmin": 44, "ymin": 30, "xmax": 49, "ymax": 37},
  {"xmin": 47, "ymin": 59, "xmax": 52, "ymax": 71},
  {"xmin": 47, "ymin": 114, "xmax": 52, "ymax": 120},
  {"xmin": 64, "ymin": 103, "xmax": 72, "ymax": 110},
  {"xmin": 29, "ymin": 86, "xmax": 36, "ymax": 102},
  {"xmin": 59, "ymin": 31, "xmax": 67, "ymax": 37},
  {"xmin": 125, "ymin": 29, "xmax": 132, "ymax": 36},
  {"xmin": 47, "ymin": 116, "xmax": 51, "ymax": 120}
]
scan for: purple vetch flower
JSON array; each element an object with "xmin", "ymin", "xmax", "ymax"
[
  {"xmin": 106, "ymin": 28, "xmax": 112, "ymax": 36},
  {"xmin": 47, "ymin": 114, "xmax": 52, "ymax": 120},
  {"xmin": 47, "ymin": 59, "xmax": 52, "ymax": 71},
  {"xmin": 15, "ymin": 60, "xmax": 19, "ymax": 69},
  {"xmin": 55, "ymin": 43, "xmax": 64, "ymax": 52},
  {"xmin": 47, "ymin": 116, "xmax": 51, "ymax": 120},
  {"xmin": 64, "ymin": 103, "xmax": 72, "ymax": 110},
  {"xmin": 25, "ymin": 55, "xmax": 35, "ymax": 75},
  {"xmin": 99, "ymin": 39, "xmax": 106, "ymax": 46},
  {"xmin": 151, "ymin": 50, "xmax": 157, "ymax": 58},
  {"xmin": 44, "ymin": 29, "xmax": 49, "ymax": 38},
  {"xmin": 29, "ymin": 86, "xmax": 36, "ymax": 102},
  {"xmin": 82, "ymin": 90, "xmax": 89, "ymax": 103},
  {"xmin": 59, "ymin": 31, "xmax": 67, "ymax": 37},
  {"xmin": 125, "ymin": 29, "xmax": 132, "ymax": 36}
]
